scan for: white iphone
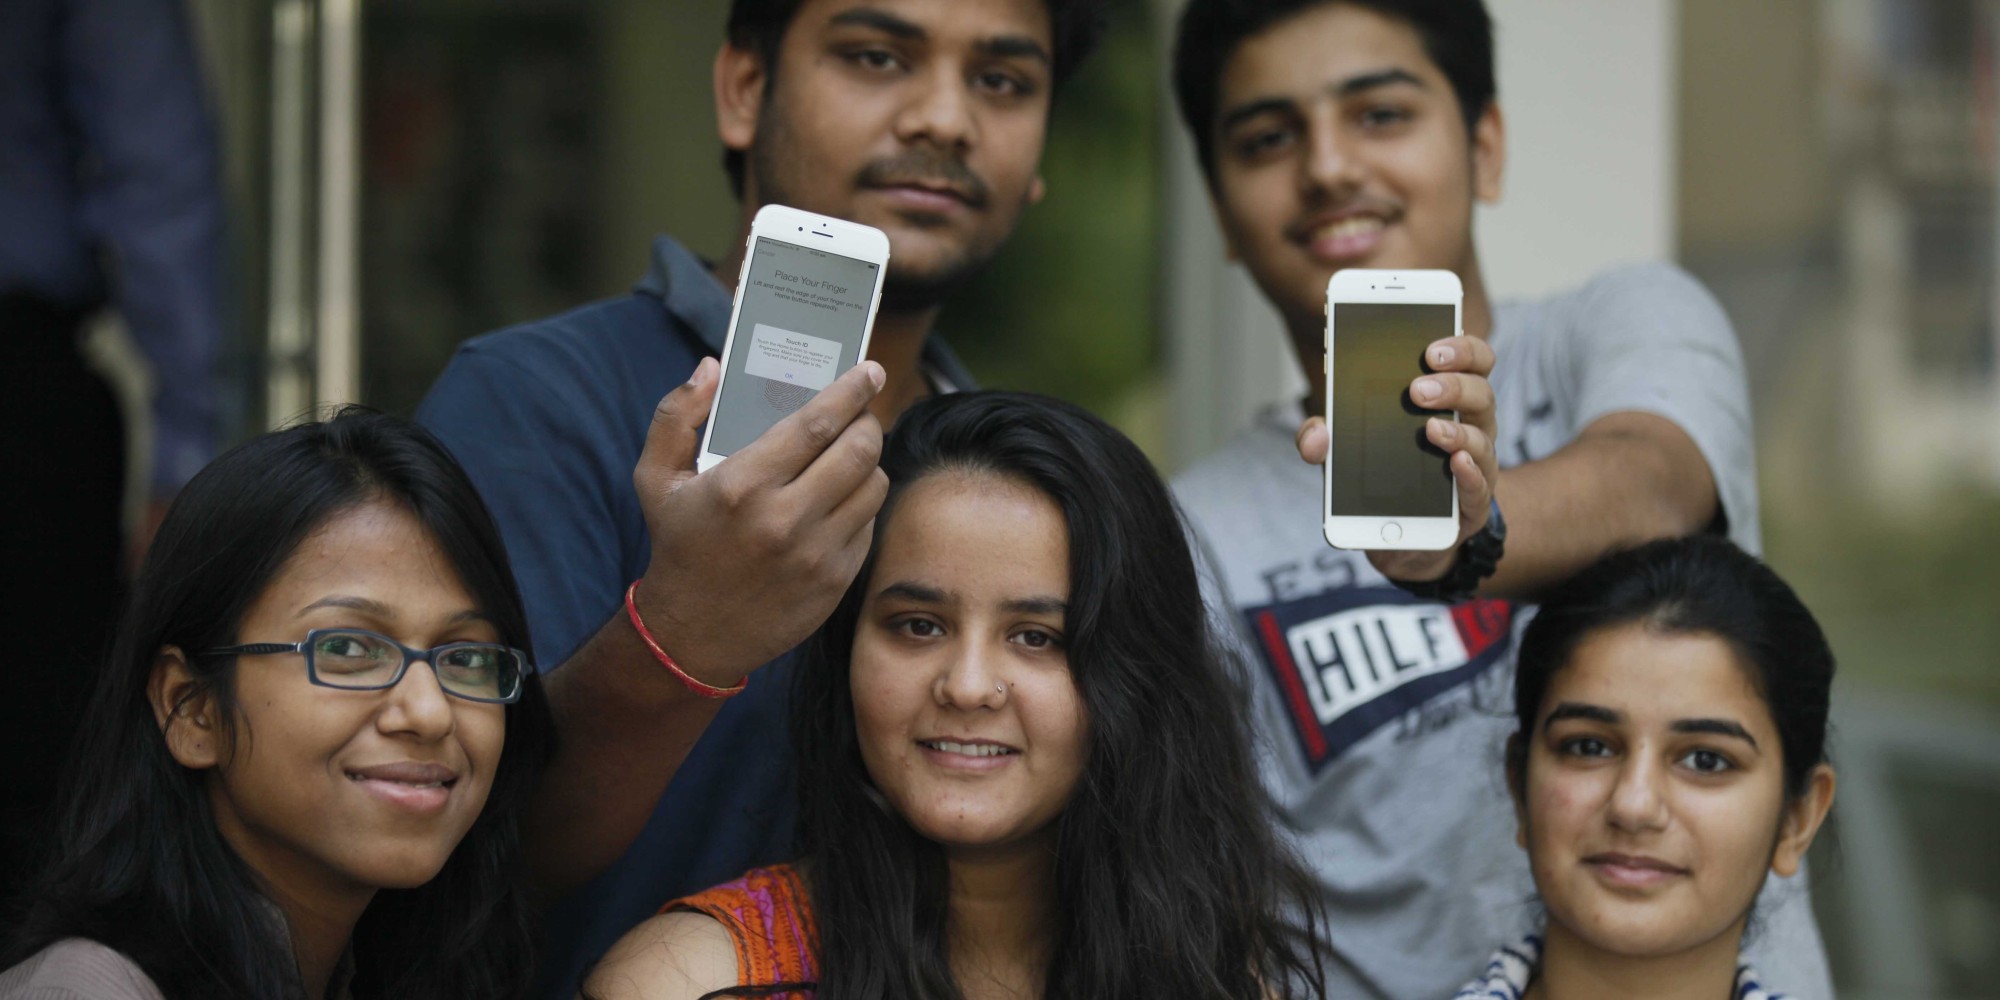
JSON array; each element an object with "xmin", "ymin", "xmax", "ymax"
[
  {"xmin": 1323, "ymin": 268, "xmax": 1464, "ymax": 551},
  {"xmin": 697, "ymin": 204, "xmax": 891, "ymax": 472}
]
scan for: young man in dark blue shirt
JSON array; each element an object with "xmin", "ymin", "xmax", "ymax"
[{"xmin": 417, "ymin": 0, "xmax": 1105, "ymax": 991}]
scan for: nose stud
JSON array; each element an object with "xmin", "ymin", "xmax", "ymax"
[{"xmin": 996, "ymin": 682, "xmax": 1006, "ymax": 696}]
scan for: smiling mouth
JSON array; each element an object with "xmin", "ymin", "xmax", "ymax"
[
  {"xmin": 1314, "ymin": 216, "xmax": 1383, "ymax": 242},
  {"xmin": 1295, "ymin": 213, "xmax": 1389, "ymax": 262},
  {"xmin": 344, "ymin": 761, "xmax": 460, "ymax": 789},
  {"xmin": 346, "ymin": 773, "xmax": 455, "ymax": 789},
  {"xmin": 1583, "ymin": 852, "xmax": 1690, "ymax": 889},
  {"xmin": 345, "ymin": 765, "xmax": 460, "ymax": 813},
  {"xmin": 917, "ymin": 739, "xmax": 1018, "ymax": 758}
]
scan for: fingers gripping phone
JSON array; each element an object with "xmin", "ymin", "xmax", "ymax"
[
  {"xmin": 1323, "ymin": 268, "xmax": 1463, "ymax": 551},
  {"xmin": 697, "ymin": 205, "xmax": 891, "ymax": 472}
]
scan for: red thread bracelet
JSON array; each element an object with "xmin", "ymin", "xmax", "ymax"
[{"xmin": 625, "ymin": 580, "xmax": 746, "ymax": 699}]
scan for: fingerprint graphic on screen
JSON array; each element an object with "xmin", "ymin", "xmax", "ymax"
[{"xmin": 763, "ymin": 377, "xmax": 815, "ymax": 412}]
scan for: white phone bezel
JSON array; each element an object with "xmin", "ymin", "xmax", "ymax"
[
  {"xmin": 696, "ymin": 204, "xmax": 891, "ymax": 472},
  {"xmin": 1322, "ymin": 268, "xmax": 1464, "ymax": 551}
]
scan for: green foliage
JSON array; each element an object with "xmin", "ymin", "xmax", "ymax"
[
  {"xmin": 942, "ymin": 0, "xmax": 1161, "ymax": 417},
  {"xmin": 1764, "ymin": 488, "xmax": 2000, "ymax": 705}
]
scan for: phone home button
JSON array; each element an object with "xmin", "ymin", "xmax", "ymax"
[{"xmin": 1381, "ymin": 522, "xmax": 1403, "ymax": 544}]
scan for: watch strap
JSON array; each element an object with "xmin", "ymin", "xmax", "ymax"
[{"xmin": 1390, "ymin": 496, "xmax": 1506, "ymax": 604}]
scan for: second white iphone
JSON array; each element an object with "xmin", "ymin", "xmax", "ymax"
[{"xmin": 1323, "ymin": 268, "xmax": 1463, "ymax": 551}]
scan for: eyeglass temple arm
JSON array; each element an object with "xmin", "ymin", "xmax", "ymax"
[{"xmin": 201, "ymin": 642, "xmax": 304, "ymax": 656}]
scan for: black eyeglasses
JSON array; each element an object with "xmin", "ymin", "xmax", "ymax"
[{"xmin": 204, "ymin": 628, "xmax": 527, "ymax": 704}]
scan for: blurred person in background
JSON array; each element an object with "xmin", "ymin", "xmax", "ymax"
[
  {"xmin": 0, "ymin": 0, "xmax": 225, "ymax": 903},
  {"xmin": 1166, "ymin": 0, "xmax": 1832, "ymax": 995},
  {"xmin": 416, "ymin": 0, "xmax": 1106, "ymax": 993},
  {"xmin": 1460, "ymin": 535, "xmax": 1836, "ymax": 1000}
]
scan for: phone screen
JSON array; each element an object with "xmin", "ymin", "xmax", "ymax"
[
  {"xmin": 709, "ymin": 236, "xmax": 881, "ymax": 456},
  {"xmin": 1330, "ymin": 302, "xmax": 1455, "ymax": 518}
]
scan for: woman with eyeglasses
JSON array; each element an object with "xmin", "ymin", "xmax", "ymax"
[
  {"xmin": 1453, "ymin": 536, "xmax": 1836, "ymax": 1000},
  {"xmin": 585, "ymin": 391, "xmax": 1330, "ymax": 1000},
  {"xmin": 0, "ymin": 408, "xmax": 554, "ymax": 999}
]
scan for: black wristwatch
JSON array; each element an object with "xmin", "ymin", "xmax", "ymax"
[{"xmin": 1390, "ymin": 497, "xmax": 1506, "ymax": 604}]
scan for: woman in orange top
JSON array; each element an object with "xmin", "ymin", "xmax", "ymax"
[{"xmin": 585, "ymin": 392, "xmax": 1331, "ymax": 999}]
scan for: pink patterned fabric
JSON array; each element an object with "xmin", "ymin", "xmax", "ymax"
[{"xmin": 664, "ymin": 864, "xmax": 819, "ymax": 995}]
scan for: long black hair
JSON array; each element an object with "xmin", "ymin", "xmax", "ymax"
[
  {"xmin": 786, "ymin": 391, "xmax": 1328, "ymax": 999},
  {"xmin": 1507, "ymin": 534, "xmax": 1834, "ymax": 802},
  {"xmin": 1, "ymin": 407, "xmax": 555, "ymax": 999}
]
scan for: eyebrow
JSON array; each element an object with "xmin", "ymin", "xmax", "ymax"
[
  {"xmin": 977, "ymin": 35, "xmax": 1052, "ymax": 67},
  {"xmin": 878, "ymin": 581, "xmax": 949, "ymax": 605},
  {"xmin": 1672, "ymin": 718, "xmax": 1759, "ymax": 749},
  {"xmin": 1332, "ymin": 67, "xmax": 1428, "ymax": 97},
  {"xmin": 1217, "ymin": 67, "xmax": 1429, "ymax": 133},
  {"xmin": 828, "ymin": 7, "xmax": 924, "ymax": 40},
  {"xmin": 1543, "ymin": 702, "xmax": 1620, "ymax": 728},
  {"xmin": 1002, "ymin": 596, "xmax": 1067, "ymax": 616},
  {"xmin": 828, "ymin": 7, "xmax": 1051, "ymax": 68},
  {"xmin": 298, "ymin": 595, "xmax": 490, "ymax": 626},
  {"xmin": 875, "ymin": 582, "xmax": 1066, "ymax": 617},
  {"xmin": 1217, "ymin": 97, "xmax": 1296, "ymax": 134}
]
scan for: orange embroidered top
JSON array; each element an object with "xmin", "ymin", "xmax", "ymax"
[{"xmin": 663, "ymin": 864, "xmax": 820, "ymax": 997}]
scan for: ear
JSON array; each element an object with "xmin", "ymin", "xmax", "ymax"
[
  {"xmin": 1505, "ymin": 732, "xmax": 1529, "ymax": 849},
  {"xmin": 1770, "ymin": 763, "xmax": 1837, "ymax": 878},
  {"xmin": 1027, "ymin": 173, "xmax": 1046, "ymax": 207},
  {"xmin": 713, "ymin": 41, "xmax": 768, "ymax": 167},
  {"xmin": 1470, "ymin": 101, "xmax": 1506, "ymax": 205},
  {"xmin": 149, "ymin": 646, "xmax": 221, "ymax": 770}
]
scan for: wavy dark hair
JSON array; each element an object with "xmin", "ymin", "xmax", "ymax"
[
  {"xmin": 1507, "ymin": 534, "xmax": 1835, "ymax": 803},
  {"xmin": 0, "ymin": 407, "xmax": 555, "ymax": 999},
  {"xmin": 766, "ymin": 391, "xmax": 1329, "ymax": 999}
]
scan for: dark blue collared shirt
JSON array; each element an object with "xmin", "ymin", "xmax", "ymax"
[
  {"xmin": 418, "ymin": 235, "xmax": 974, "ymax": 998},
  {"xmin": 1, "ymin": 0, "xmax": 224, "ymax": 491}
]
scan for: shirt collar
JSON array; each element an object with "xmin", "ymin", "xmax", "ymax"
[
  {"xmin": 633, "ymin": 233, "xmax": 978, "ymax": 391},
  {"xmin": 636, "ymin": 235, "xmax": 731, "ymax": 353},
  {"xmin": 1453, "ymin": 934, "xmax": 1788, "ymax": 1000},
  {"xmin": 1453, "ymin": 933, "xmax": 1541, "ymax": 998}
]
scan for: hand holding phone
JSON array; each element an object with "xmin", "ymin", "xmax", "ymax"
[
  {"xmin": 598, "ymin": 204, "xmax": 899, "ymax": 688},
  {"xmin": 1313, "ymin": 270, "xmax": 1499, "ymax": 578},
  {"xmin": 627, "ymin": 355, "xmax": 890, "ymax": 689},
  {"xmin": 699, "ymin": 205, "xmax": 891, "ymax": 471}
]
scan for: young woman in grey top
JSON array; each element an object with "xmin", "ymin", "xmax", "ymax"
[{"xmin": 0, "ymin": 410, "xmax": 554, "ymax": 999}]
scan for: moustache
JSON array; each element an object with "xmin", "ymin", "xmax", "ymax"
[
  {"xmin": 1284, "ymin": 196, "xmax": 1402, "ymax": 242},
  {"xmin": 856, "ymin": 152, "xmax": 991, "ymax": 209}
]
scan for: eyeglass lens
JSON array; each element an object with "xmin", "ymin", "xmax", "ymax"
[{"xmin": 310, "ymin": 630, "xmax": 520, "ymax": 700}]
